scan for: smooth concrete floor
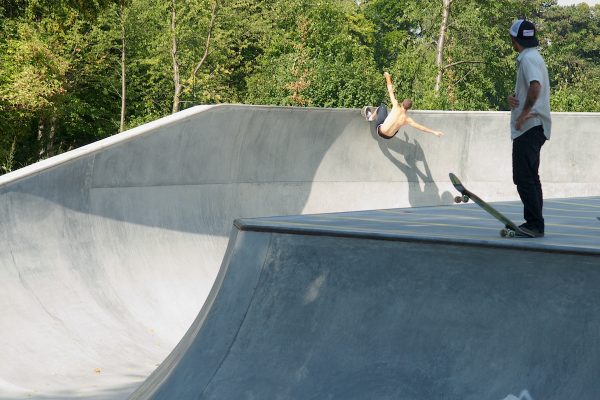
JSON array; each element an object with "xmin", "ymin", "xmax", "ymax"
[{"xmin": 237, "ymin": 197, "xmax": 600, "ymax": 255}]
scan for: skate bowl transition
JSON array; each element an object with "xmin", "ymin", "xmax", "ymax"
[{"xmin": 1, "ymin": 104, "xmax": 599, "ymax": 399}]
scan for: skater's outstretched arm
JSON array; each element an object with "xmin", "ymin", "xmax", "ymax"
[
  {"xmin": 406, "ymin": 117, "xmax": 444, "ymax": 137},
  {"xmin": 384, "ymin": 72, "xmax": 398, "ymax": 107}
]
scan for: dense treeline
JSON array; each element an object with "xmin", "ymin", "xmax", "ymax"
[{"xmin": 1, "ymin": 0, "xmax": 599, "ymax": 173}]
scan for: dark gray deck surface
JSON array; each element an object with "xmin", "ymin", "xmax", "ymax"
[
  {"xmin": 237, "ymin": 197, "xmax": 600, "ymax": 255},
  {"xmin": 137, "ymin": 197, "xmax": 600, "ymax": 400}
]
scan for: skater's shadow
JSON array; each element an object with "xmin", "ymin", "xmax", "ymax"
[{"xmin": 371, "ymin": 127, "xmax": 453, "ymax": 207}]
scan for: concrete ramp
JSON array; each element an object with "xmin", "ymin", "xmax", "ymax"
[
  {"xmin": 132, "ymin": 212, "xmax": 600, "ymax": 399},
  {"xmin": 0, "ymin": 105, "xmax": 599, "ymax": 398}
]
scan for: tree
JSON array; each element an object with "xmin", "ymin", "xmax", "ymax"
[
  {"xmin": 2, "ymin": 0, "xmax": 599, "ymax": 175},
  {"xmin": 245, "ymin": 0, "xmax": 381, "ymax": 108},
  {"xmin": 0, "ymin": 0, "xmax": 125, "ymax": 167},
  {"xmin": 367, "ymin": 0, "xmax": 550, "ymax": 110},
  {"xmin": 169, "ymin": 0, "xmax": 218, "ymax": 113},
  {"xmin": 434, "ymin": 0, "xmax": 452, "ymax": 94},
  {"xmin": 542, "ymin": 3, "xmax": 600, "ymax": 111},
  {"xmin": 119, "ymin": 0, "xmax": 128, "ymax": 132},
  {"xmin": 0, "ymin": 17, "xmax": 71, "ymax": 157}
]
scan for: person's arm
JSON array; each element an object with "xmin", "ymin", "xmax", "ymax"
[
  {"xmin": 384, "ymin": 72, "xmax": 398, "ymax": 106},
  {"xmin": 406, "ymin": 118, "xmax": 444, "ymax": 137},
  {"xmin": 516, "ymin": 80, "xmax": 541, "ymax": 130}
]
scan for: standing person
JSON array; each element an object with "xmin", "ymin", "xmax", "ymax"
[
  {"xmin": 362, "ymin": 72, "xmax": 444, "ymax": 139},
  {"xmin": 507, "ymin": 19, "xmax": 551, "ymax": 237}
]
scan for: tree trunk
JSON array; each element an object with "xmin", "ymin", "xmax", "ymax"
[
  {"xmin": 120, "ymin": 0, "xmax": 127, "ymax": 132},
  {"xmin": 37, "ymin": 117, "xmax": 45, "ymax": 158},
  {"xmin": 171, "ymin": 0, "xmax": 182, "ymax": 114},
  {"xmin": 1, "ymin": 138, "xmax": 16, "ymax": 174},
  {"xmin": 47, "ymin": 116, "xmax": 56, "ymax": 156},
  {"xmin": 191, "ymin": 1, "xmax": 218, "ymax": 80},
  {"xmin": 435, "ymin": 0, "xmax": 452, "ymax": 95},
  {"xmin": 171, "ymin": 0, "xmax": 218, "ymax": 112}
]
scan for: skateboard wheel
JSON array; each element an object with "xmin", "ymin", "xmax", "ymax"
[
  {"xmin": 500, "ymin": 228, "xmax": 516, "ymax": 238},
  {"xmin": 454, "ymin": 195, "xmax": 469, "ymax": 203}
]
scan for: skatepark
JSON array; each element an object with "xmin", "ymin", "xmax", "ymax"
[{"xmin": 1, "ymin": 105, "xmax": 600, "ymax": 399}]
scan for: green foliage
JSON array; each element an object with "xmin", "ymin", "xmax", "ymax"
[
  {"xmin": 245, "ymin": 0, "xmax": 381, "ymax": 108},
  {"xmin": 542, "ymin": 4, "xmax": 600, "ymax": 111},
  {"xmin": 123, "ymin": 0, "xmax": 171, "ymax": 122},
  {"xmin": 1, "ymin": 137, "xmax": 16, "ymax": 173},
  {"xmin": 1, "ymin": 0, "xmax": 599, "ymax": 174},
  {"xmin": 1, "ymin": 21, "xmax": 70, "ymax": 112}
]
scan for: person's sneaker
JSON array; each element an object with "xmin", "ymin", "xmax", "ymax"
[
  {"xmin": 518, "ymin": 226, "xmax": 544, "ymax": 238},
  {"xmin": 519, "ymin": 223, "xmax": 544, "ymax": 235}
]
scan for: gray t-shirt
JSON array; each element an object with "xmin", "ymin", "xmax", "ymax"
[{"xmin": 511, "ymin": 47, "xmax": 551, "ymax": 140}]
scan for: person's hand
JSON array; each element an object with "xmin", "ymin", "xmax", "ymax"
[
  {"xmin": 384, "ymin": 71, "xmax": 392, "ymax": 87},
  {"xmin": 432, "ymin": 130, "xmax": 444, "ymax": 137},
  {"xmin": 516, "ymin": 111, "xmax": 532, "ymax": 130},
  {"xmin": 507, "ymin": 93, "xmax": 519, "ymax": 109}
]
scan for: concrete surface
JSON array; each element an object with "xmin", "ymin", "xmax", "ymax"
[
  {"xmin": 132, "ymin": 202, "xmax": 600, "ymax": 399},
  {"xmin": 234, "ymin": 197, "xmax": 600, "ymax": 254},
  {"xmin": 0, "ymin": 105, "xmax": 599, "ymax": 399}
]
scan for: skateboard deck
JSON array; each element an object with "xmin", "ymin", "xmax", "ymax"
[
  {"xmin": 361, "ymin": 106, "xmax": 376, "ymax": 121},
  {"xmin": 449, "ymin": 173, "xmax": 534, "ymax": 238}
]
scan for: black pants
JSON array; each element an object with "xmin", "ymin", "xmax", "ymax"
[
  {"xmin": 374, "ymin": 104, "xmax": 389, "ymax": 138},
  {"xmin": 374, "ymin": 104, "xmax": 388, "ymax": 127},
  {"xmin": 512, "ymin": 125, "xmax": 547, "ymax": 231}
]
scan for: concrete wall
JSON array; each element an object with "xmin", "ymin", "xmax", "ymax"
[
  {"xmin": 132, "ymin": 227, "xmax": 600, "ymax": 400},
  {"xmin": 0, "ymin": 105, "xmax": 599, "ymax": 398}
]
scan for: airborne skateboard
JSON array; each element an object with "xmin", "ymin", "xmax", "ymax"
[
  {"xmin": 361, "ymin": 106, "xmax": 376, "ymax": 121},
  {"xmin": 449, "ymin": 173, "xmax": 534, "ymax": 238}
]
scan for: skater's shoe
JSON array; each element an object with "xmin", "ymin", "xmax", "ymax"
[
  {"xmin": 517, "ymin": 225, "xmax": 544, "ymax": 238},
  {"xmin": 505, "ymin": 223, "xmax": 544, "ymax": 238},
  {"xmin": 518, "ymin": 222, "xmax": 533, "ymax": 230},
  {"xmin": 519, "ymin": 223, "xmax": 544, "ymax": 236}
]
